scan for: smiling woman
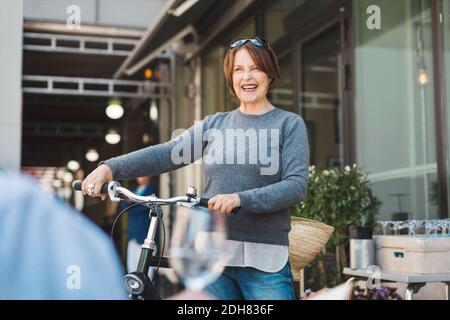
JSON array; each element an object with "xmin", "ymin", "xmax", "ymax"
[{"xmin": 81, "ymin": 35, "xmax": 309, "ymax": 301}]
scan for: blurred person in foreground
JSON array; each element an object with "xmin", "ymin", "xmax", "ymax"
[
  {"xmin": 0, "ymin": 172, "xmax": 210, "ymax": 300},
  {"xmin": 0, "ymin": 172, "xmax": 125, "ymax": 299}
]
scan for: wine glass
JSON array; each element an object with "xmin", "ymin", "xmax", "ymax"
[
  {"xmin": 404, "ymin": 220, "xmax": 419, "ymax": 236},
  {"xmin": 444, "ymin": 219, "xmax": 450, "ymax": 236},
  {"xmin": 392, "ymin": 221, "xmax": 405, "ymax": 235},
  {"xmin": 379, "ymin": 221, "xmax": 396, "ymax": 235},
  {"xmin": 425, "ymin": 220, "xmax": 439, "ymax": 235},
  {"xmin": 170, "ymin": 206, "xmax": 228, "ymax": 292},
  {"xmin": 375, "ymin": 221, "xmax": 388, "ymax": 235},
  {"xmin": 373, "ymin": 221, "xmax": 385, "ymax": 235}
]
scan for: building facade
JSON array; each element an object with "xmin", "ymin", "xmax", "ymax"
[{"xmin": 170, "ymin": 0, "xmax": 450, "ymax": 222}]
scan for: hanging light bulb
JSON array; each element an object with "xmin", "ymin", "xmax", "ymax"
[
  {"xmin": 149, "ymin": 99, "xmax": 158, "ymax": 121},
  {"xmin": 418, "ymin": 66, "xmax": 430, "ymax": 86},
  {"xmin": 105, "ymin": 129, "xmax": 121, "ymax": 144},
  {"xmin": 106, "ymin": 98, "xmax": 124, "ymax": 119},
  {"xmin": 85, "ymin": 148, "xmax": 99, "ymax": 162},
  {"xmin": 67, "ymin": 160, "xmax": 80, "ymax": 172}
]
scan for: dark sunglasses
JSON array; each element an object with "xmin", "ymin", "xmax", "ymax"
[{"xmin": 230, "ymin": 37, "xmax": 270, "ymax": 50}]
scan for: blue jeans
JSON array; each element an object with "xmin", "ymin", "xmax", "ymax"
[{"xmin": 205, "ymin": 261, "xmax": 297, "ymax": 300}]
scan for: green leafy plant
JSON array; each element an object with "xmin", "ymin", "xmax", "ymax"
[{"xmin": 292, "ymin": 164, "xmax": 382, "ymax": 288}]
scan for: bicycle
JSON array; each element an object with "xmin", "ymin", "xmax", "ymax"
[{"xmin": 73, "ymin": 180, "xmax": 216, "ymax": 300}]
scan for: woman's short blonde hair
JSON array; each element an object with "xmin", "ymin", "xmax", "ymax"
[{"xmin": 223, "ymin": 40, "xmax": 281, "ymax": 96}]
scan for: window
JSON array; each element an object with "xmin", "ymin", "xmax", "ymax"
[
  {"xmin": 269, "ymin": 51, "xmax": 295, "ymax": 112},
  {"xmin": 353, "ymin": 0, "xmax": 438, "ymax": 220},
  {"xmin": 201, "ymin": 46, "xmax": 226, "ymax": 117}
]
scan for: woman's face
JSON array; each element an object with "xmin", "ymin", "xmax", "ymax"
[{"xmin": 232, "ymin": 48, "xmax": 270, "ymax": 104}]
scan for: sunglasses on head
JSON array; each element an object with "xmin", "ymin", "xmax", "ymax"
[{"xmin": 230, "ymin": 37, "xmax": 270, "ymax": 50}]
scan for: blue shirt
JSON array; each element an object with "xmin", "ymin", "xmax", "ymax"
[{"xmin": 0, "ymin": 172, "xmax": 127, "ymax": 299}]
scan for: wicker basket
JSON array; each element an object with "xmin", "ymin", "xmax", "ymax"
[{"xmin": 289, "ymin": 216, "xmax": 335, "ymax": 281}]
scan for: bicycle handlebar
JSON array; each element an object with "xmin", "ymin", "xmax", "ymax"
[{"xmin": 72, "ymin": 180, "xmax": 239, "ymax": 213}]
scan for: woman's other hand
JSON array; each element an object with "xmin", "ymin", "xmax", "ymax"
[
  {"xmin": 208, "ymin": 193, "xmax": 241, "ymax": 215},
  {"xmin": 81, "ymin": 164, "xmax": 113, "ymax": 201}
]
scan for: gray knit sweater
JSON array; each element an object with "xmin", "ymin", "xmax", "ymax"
[{"xmin": 105, "ymin": 107, "xmax": 309, "ymax": 245}]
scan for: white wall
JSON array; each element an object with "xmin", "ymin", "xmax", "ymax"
[{"xmin": 0, "ymin": 0, "xmax": 23, "ymax": 172}]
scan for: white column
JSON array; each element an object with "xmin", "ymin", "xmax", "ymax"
[
  {"xmin": 194, "ymin": 56, "xmax": 203, "ymax": 190},
  {"xmin": 0, "ymin": 0, "xmax": 23, "ymax": 172}
]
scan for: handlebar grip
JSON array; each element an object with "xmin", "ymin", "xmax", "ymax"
[
  {"xmin": 72, "ymin": 181, "xmax": 82, "ymax": 191},
  {"xmin": 198, "ymin": 197, "xmax": 240, "ymax": 214},
  {"xmin": 198, "ymin": 197, "xmax": 210, "ymax": 208},
  {"xmin": 72, "ymin": 180, "xmax": 109, "ymax": 194}
]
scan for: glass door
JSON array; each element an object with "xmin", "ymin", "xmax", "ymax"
[{"xmin": 299, "ymin": 23, "xmax": 344, "ymax": 169}]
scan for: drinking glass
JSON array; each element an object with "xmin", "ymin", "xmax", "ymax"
[{"xmin": 170, "ymin": 206, "xmax": 228, "ymax": 291}]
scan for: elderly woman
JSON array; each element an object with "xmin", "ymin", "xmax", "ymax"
[{"xmin": 82, "ymin": 36, "xmax": 309, "ymax": 300}]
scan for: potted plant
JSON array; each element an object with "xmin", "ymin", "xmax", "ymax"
[{"xmin": 291, "ymin": 164, "xmax": 382, "ymax": 288}]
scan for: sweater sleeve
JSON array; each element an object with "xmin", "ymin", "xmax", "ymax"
[
  {"xmin": 104, "ymin": 118, "xmax": 208, "ymax": 180},
  {"xmin": 237, "ymin": 116, "xmax": 309, "ymax": 213}
]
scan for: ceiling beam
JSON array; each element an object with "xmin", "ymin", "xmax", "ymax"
[
  {"xmin": 22, "ymin": 75, "xmax": 171, "ymax": 99},
  {"xmin": 23, "ymin": 20, "xmax": 144, "ymax": 39}
]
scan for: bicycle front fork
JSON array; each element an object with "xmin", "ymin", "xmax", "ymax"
[{"xmin": 123, "ymin": 206, "xmax": 162, "ymax": 300}]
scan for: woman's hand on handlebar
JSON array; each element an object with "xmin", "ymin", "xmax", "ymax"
[
  {"xmin": 208, "ymin": 193, "xmax": 240, "ymax": 215},
  {"xmin": 81, "ymin": 164, "xmax": 113, "ymax": 201}
]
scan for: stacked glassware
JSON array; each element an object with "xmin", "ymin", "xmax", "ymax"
[{"xmin": 374, "ymin": 219, "xmax": 450, "ymax": 237}]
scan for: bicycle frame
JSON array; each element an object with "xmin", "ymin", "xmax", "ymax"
[
  {"xmin": 123, "ymin": 205, "xmax": 163, "ymax": 300},
  {"xmin": 105, "ymin": 182, "xmax": 204, "ymax": 300},
  {"xmin": 72, "ymin": 180, "xmax": 229, "ymax": 300}
]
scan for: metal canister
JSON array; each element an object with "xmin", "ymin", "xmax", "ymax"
[{"xmin": 350, "ymin": 239, "xmax": 375, "ymax": 269}]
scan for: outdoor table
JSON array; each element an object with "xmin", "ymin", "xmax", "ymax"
[{"xmin": 343, "ymin": 267, "xmax": 450, "ymax": 300}]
